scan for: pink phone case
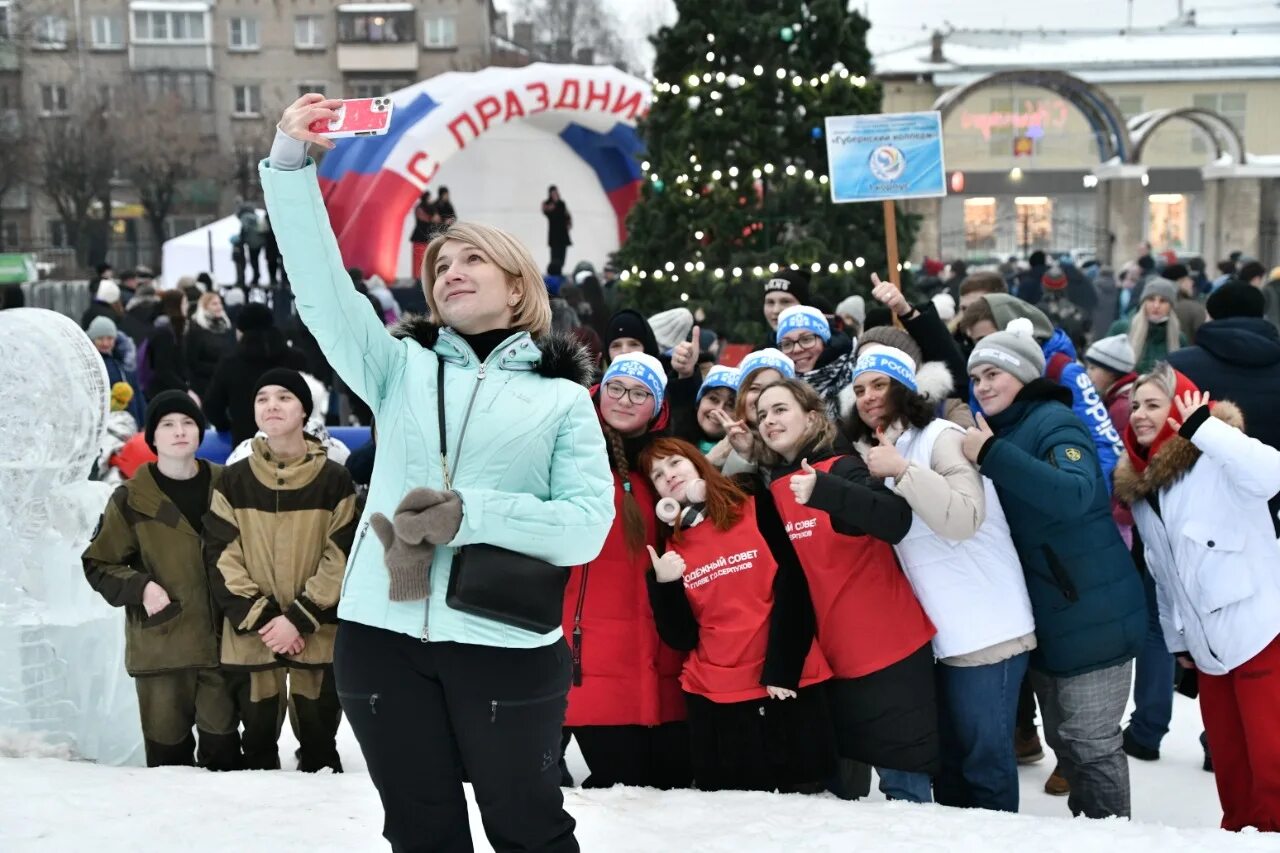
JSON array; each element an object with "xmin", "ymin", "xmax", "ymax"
[{"xmin": 308, "ymin": 97, "xmax": 394, "ymax": 138}]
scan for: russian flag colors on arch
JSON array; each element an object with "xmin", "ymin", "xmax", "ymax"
[{"xmin": 315, "ymin": 64, "xmax": 651, "ymax": 282}]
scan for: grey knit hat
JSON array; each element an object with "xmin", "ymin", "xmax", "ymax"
[
  {"xmin": 1084, "ymin": 334, "xmax": 1136, "ymax": 375},
  {"xmin": 86, "ymin": 316, "xmax": 118, "ymax": 339},
  {"xmin": 1141, "ymin": 278, "xmax": 1177, "ymax": 305},
  {"xmin": 967, "ymin": 317, "xmax": 1045, "ymax": 385}
]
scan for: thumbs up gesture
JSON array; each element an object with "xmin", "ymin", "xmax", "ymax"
[
  {"xmin": 647, "ymin": 545, "xmax": 687, "ymax": 583},
  {"xmin": 672, "ymin": 325, "xmax": 702, "ymax": 379},
  {"xmin": 961, "ymin": 413, "xmax": 996, "ymax": 464},
  {"xmin": 865, "ymin": 428, "xmax": 909, "ymax": 479},
  {"xmin": 790, "ymin": 458, "xmax": 818, "ymax": 505}
]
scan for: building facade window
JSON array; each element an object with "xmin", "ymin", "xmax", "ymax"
[
  {"xmin": 1014, "ymin": 196, "xmax": 1053, "ymax": 254},
  {"xmin": 1114, "ymin": 94, "xmax": 1144, "ymax": 117},
  {"xmin": 90, "ymin": 15, "xmax": 126, "ymax": 49},
  {"xmin": 35, "ymin": 15, "xmax": 68, "ymax": 48},
  {"xmin": 297, "ymin": 81, "xmax": 328, "ymax": 99},
  {"xmin": 963, "ymin": 197, "xmax": 997, "ymax": 251},
  {"xmin": 294, "ymin": 15, "xmax": 324, "ymax": 48},
  {"xmin": 132, "ymin": 10, "xmax": 207, "ymax": 43},
  {"xmin": 233, "ymin": 84, "xmax": 261, "ymax": 116},
  {"xmin": 339, "ymin": 10, "xmax": 414, "ymax": 43},
  {"xmin": 40, "ymin": 84, "xmax": 69, "ymax": 115},
  {"xmin": 228, "ymin": 16, "xmax": 259, "ymax": 50},
  {"xmin": 47, "ymin": 220, "xmax": 69, "ymax": 248},
  {"xmin": 1, "ymin": 221, "xmax": 19, "ymax": 250},
  {"xmin": 347, "ymin": 79, "xmax": 410, "ymax": 98},
  {"xmin": 138, "ymin": 71, "xmax": 213, "ymax": 111},
  {"xmin": 1191, "ymin": 92, "xmax": 1245, "ymax": 154},
  {"xmin": 423, "ymin": 16, "xmax": 456, "ymax": 48}
]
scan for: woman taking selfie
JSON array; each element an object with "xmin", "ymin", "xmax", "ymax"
[
  {"xmin": 1114, "ymin": 365, "xmax": 1280, "ymax": 832},
  {"xmin": 262, "ymin": 94, "xmax": 614, "ymax": 853}
]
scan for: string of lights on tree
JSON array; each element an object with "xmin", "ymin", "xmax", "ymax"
[{"xmin": 618, "ymin": 258, "xmax": 914, "ymax": 289}]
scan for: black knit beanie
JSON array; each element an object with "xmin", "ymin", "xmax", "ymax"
[
  {"xmin": 144, "ymin": 390, "xmax": 207, "ymax": 453},
  {"xmin": 1206, "ymin": 281, "xmax": 1265, "ymax": 320},
  {"xmin": 236, "ymin": 302, "xmax": 274, "ymax": 333},
  {"xmin": 762, "ymin": 269, "xmax": 811, "ymax": 305},
  {"xmin": 253, "ymin": 368, "xmax": 314, "ymax": 417},
  {"xmin": 603, "ymin": 309, "xmax": 660, "ymax": 359}
]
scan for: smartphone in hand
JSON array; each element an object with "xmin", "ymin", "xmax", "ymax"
[{"xmin": 308, "ymin": 96, "xmax": 394, "ymax": 138}]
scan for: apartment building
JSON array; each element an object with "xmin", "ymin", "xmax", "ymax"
[{"xmin": 0, "ymin": 0, "xmax": 494, "ymax": 266}]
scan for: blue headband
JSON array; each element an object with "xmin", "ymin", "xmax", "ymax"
[
  {"xmin": 776, "ymin": 305, "xmax": 831, "ymax": 345},
  {"xmin": 697, "ymin": 365, "xmax": 740, "ymax": 402},
  {"xmin": 736, "ymin": 349, "xmax": 796, "ymax": 387},
  {"xmin": 602, "ymin": 352, "xmax": 667, "ymax": 411},
  {"xmin": 852, "ymin": 349, "xmax": 918, "ymax": 393}
]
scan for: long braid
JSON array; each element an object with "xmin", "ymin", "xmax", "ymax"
[{"xmin": 603, "ymin": 424, "xmax": 646, "ymax": 554}]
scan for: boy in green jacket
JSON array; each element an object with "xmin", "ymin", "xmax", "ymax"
[{"xmin": 83, "ymin": 391, "xmax": 240, "ymax": 769}]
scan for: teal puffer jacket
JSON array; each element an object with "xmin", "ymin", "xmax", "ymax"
[{"xmin": 261, "ymin": 160, "xmax": 615, "ymax": 649}]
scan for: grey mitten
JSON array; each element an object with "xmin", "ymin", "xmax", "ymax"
[
  {"xmin": 394, "ymin": 487, "xmax": 463, "ymax": 546},
  {"xmin": 369, "ymin": 489, "xmax": 447, "ymax": 602}
]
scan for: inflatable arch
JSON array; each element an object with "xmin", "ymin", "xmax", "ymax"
[{"xmin": 316, "ymin": 63, "xmax": 651, "ymax": 282}]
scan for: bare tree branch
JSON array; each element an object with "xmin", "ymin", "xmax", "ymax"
[{"xmin": 39, "ymin": 107, "xmax": 115, "ymax": 267}]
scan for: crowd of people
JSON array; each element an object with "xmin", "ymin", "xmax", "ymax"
[{"xmin": 52, "ymin": 95, "xmax": 1280, "ymax": 851}]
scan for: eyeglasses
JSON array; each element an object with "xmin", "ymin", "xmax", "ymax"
[
  {"xmin": 780, "ymin": 333, "xmax": 821, "ymax": 354},
  {"xmin": 603, "ymin": 381, "xmax": 654, "ymax": 406}
]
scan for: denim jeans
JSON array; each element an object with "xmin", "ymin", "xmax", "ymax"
[
  {"xmin": 934, "ymin": 652, "xmax": 1029, "ymax": 812},
  {"xmin": 1127, "ymin": 571, "xmax": 1175, "ymax": 751},
  {"xmin": 876, "ymin": 768, "xmax": 933, "ymax": 803}
]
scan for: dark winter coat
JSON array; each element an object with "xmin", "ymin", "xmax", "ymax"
[
  {"xmin": 543, "ymin": 199, "xmax": 571, "ymax": 247},
  {"xmin": 184, "ymin": 315, "xmax": 236, "ymax": 399},
  {"xmin": 81, "ymin": 300, "xmax": 118, "ymax": 331},
  {"xmin": 143, "ymin": 318, "xmax": 189, "ymax": 397},
  {"xmin": 1168, "ymin": 316, "xmax": 1280, "ymax": 530},
  {"xmin": 1014, "ymin": 263, "xmax": 1049, "ymax": 304},
  {"xmin": 902, "ymin": 301, "xmax": 969, "ymax": 398},
  {"xmin": 123, "ymin": 300, "xmax": 161, "ymax": 346},
  {"xmin": 1091, "ymin": 271, "xmax": 1121, "ymax": 335},
  {"xmin": 1174, "ymin": 293, "xmax": 1207, "ymax": 343},
  {"xmin": 82, "ymin": 462, "xmax": 223, "ymax": 675},
  {"xmin": 100, "ymin": 350, "xmax": 147, "ymax": 427},
  {"xmin": 202, "ymin": 329, "xmax": 310, "ymax": 444},
  {"xmin": 976, "ymin": 379, "xmax": 1145, "ymax": 678}
]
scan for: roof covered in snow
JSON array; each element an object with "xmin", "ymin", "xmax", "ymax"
[{"xmin": 874, "ymin": 14, "xmax": 1280, "ymax": 85}]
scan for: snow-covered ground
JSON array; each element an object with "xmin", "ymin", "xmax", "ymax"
[{"xmin": 2, "ymin": 691, "xmax": 1274, "ymax": 851}]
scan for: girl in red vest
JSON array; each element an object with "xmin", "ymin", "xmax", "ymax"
[
  {"xmin": 639, "ymin": 437, "xmax": 834, "ymax": 792},
  {"xmin": 754, "ymin": 378, "xmax": 940, "ymax": 803},
  {"xmin": 562, "ymin": 353, "xmax": 690, "ymax": 789}
]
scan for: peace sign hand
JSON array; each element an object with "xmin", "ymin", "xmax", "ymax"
[
  {"xmin": 961, "ymin": 413, "xmax": 996, "ymax": 464},
  {"xmin": 865, "ymin": 428, "xmax": 908, "ymax": 479},
  {"xmin": 1169, "ymin": 390, "xmax": 1211, "ymax": 432},
  {"xmin": 790, "ymin": 459, "xmax": 818, "ymax": 505},
  {"xmin": 712, "ymin": 409, "xmax": 753, "ymax": 456}
]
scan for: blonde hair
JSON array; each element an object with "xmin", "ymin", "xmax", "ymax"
[
  {"xmin": 1128, "ymin": 302, "xmax": 1181, "ymax": 364},
  {"xmin": 1132, "ymin": 361, "xmax": 1177, "ymax": 400},
  {"xmin": 196, "ymin": 291, "xmax": 222, "ymax": 313},
  {"xmin": 423, "ymin": 222, "xmax": 551, "ymax": 338}
]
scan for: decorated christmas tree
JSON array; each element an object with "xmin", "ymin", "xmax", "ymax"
[{"xmin": 616, "ymin": 0, "xmax": 918, "ymax": 342}]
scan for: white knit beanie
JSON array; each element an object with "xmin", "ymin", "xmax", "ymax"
[
  {"xmin": 648, "ymin": 307, "xmax": 695, "ymax": 353},
  {"xmin": 967, "ymin": 317, "xmax": 1045, "ymax": 385}
]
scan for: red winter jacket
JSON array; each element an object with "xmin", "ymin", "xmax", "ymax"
[
  {"xmin": 561, "ymin": 396, "xmax": 686, "ymax": 728},
  {"xmin": 768, "ymin": 451, "xmax": 934, "ymax": 679},
  {"xmin": 1104, "ymin": 375, "xmax": 1136, "ymax": 530}
]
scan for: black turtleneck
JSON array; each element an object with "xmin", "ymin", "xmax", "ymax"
[
  {"xmin": 152, "ymin": 461, "xmax": 212, "ymax": 533},
  {"xmin": 460, "ymin": 329, "xmax": 518, "ymax": 362}
]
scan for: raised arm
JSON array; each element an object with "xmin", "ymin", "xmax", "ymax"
[
  {"xmin": 806, "ymin": 455, "xmax": 914, "ymax": 543},
  {"xmin": 1181, "ymin": 401, "xmax": 1280, "ymax": 499},
  {"xmin": 259, "ymin": 95, "xmax": 405, "ymax": 412}
]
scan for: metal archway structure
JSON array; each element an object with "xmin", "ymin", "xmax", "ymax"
[
  {"xmin": 932, "ymin": 69, "xmax": 1133, "ymax": 163},
  {"xmin": 1128, "ymin": 107, "xmax": 1247, "ymax": 164}
]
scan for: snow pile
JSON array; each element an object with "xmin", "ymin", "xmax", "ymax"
[{"xmin": 0, "ymin": 693, "xmax": 1270, "ymax": 851}]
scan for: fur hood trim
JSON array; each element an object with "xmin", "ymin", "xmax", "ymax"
[
  {"xmin": 1113, "ymin": 401, "xmax": 1245, "ymax": 503},
  {"xmin": 389, "ymin": 314, "xmax": 594, "ymax": 387},
  {"xmin": 837, "ymin": 360, "xmax": 954, "ymax": 422}
]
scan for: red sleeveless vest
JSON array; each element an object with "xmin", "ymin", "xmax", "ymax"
[
  {"xmin": 670, "ymin": 497, "xmax": 832, "ymax": 703},
  {"xmin": 769, "ymin": 457, "xmax": 935, "ymax": 679}
]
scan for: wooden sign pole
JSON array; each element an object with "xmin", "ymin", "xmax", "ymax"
[{"xmin": 883, "ymin": 199, "xmax": 904, "ymax": 328}]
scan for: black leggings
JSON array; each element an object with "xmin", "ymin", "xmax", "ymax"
[{"xmin": 334, "ymin": 620, "xmax": 578, "ymax": 853}]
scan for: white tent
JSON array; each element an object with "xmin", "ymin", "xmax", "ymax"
[{"xmin": 160, "ymin": 210, "xmax": 263, "ymax": 290}]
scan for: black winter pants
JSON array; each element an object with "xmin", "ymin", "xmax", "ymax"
[
  {"xmin": 566, "ymin": 723, "xmax": 692, "ymax": 789},
  {"xmin": 334, "ymin": 620, "xmax": 578, "ymax": 853}
]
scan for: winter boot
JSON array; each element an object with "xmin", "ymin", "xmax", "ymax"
[
  {"xmin": 1122, "ymin": 727, "xmax": 1159, "ymax": 761},
  {"xmin": 1200, "ymin": 731, "xmax": 1213, "ymax": 773},
  {"xmin": 1015, "ymin": 728, "xmax": 1045, "ymax": 764},
  {"xmin": 1044, "ymin": 764, "xmax": 1069, "ymax": 796}
]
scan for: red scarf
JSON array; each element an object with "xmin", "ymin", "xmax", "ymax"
[{"xmin": 1122, "ymin": 369, "xmax": 1201, "ymax": 474}]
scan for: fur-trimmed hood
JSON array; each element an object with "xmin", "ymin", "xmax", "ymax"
[
  {"xmin": 837, "ymin": 360, "xmax": 955, "ymax": 423},
  {"xmin": 1113, "ymin": 401, "xmax": 1245, "ymax": 503},
  {"xmin": 389, "ymin": 314, "xmax": 594, "ymax": 387}
]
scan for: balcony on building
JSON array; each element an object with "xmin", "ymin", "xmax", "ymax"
[
  {"xmin": 128, "ymin": 1, "xmax": 213, "ymax": 71},
  {"xmin": 336, "ymin": 3, "xmax": 417, "ymax": 73}
]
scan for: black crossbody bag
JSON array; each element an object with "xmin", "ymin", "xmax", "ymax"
[{"xmin": 437, "ymin": 359, "xmax": 569, "ymax": 633}]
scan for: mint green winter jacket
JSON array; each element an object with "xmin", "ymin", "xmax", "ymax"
[{"xmin": 260, "ymin": 160, "xmax": 614, "ymax": 648}]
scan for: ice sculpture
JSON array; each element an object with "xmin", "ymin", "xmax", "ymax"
[{"xmin": 0, "ymin": 307, "xmax": 144, "ymax": 764}]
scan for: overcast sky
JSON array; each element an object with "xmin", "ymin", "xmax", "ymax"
[{"xmin": 493, "ymin": 0, "xmax": 1279, "ymax": 69}]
